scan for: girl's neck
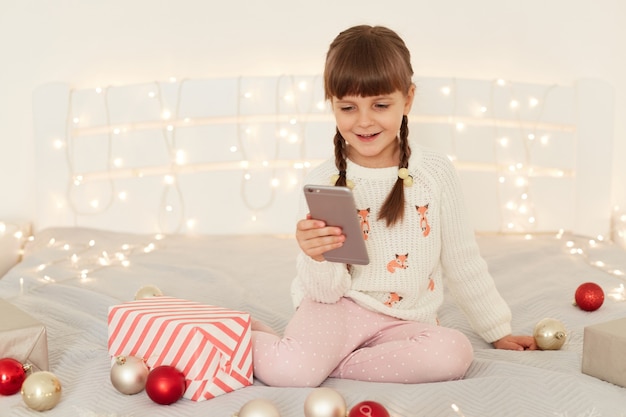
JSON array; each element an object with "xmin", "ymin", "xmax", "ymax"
[{"xmin": 346, "ymin": 144, "xmax": 400, "ymax": 168}]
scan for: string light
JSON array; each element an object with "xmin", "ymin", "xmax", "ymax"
[{"xmin": 58, "ymin": 75, "xmax": 587, "ymax": 237}]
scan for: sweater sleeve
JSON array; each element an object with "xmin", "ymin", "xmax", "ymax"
[
  {"xmin": 436, "ymin": 156, "xmax": 512, "ymax": 343},
  {"xmin": 291, "ymin": 253, "xmax": 352, "ymax": 306}
]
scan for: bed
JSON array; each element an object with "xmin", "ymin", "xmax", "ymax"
[{"xmin": 2, "ymin": 75, "xmax": 626, "ymax": 416}]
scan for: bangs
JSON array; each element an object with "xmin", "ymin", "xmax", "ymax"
[{"xmin": 324, "ymin": 29, "xmax": 412, "ymax": 99}]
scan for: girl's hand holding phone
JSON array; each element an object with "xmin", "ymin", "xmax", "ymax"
[{"xmin": 296, "ymin": 214, "xmax": 346, "ymax": 262}]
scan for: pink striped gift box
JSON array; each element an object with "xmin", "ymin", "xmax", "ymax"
[{"xmin": 107, "ymin": 296, "xmax": 252, "ymax": 401}]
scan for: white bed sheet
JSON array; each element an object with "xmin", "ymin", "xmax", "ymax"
[{"xmin": 1, "ymin": 227, "xmax": 626, "ymax": 416}]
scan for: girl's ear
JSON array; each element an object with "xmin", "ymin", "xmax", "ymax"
[{"xmin": 404, "ymin": 84, "xmax": 416, "ymax": 114}]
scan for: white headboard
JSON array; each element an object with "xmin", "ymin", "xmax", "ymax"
[{"xmin": 32, "ymin": 76, "xmax": 614, "ymax": 238}]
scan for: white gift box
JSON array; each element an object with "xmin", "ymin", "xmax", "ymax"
[
  {"xmin": 581, "ymin": 317, "xmax": 626, "ymax": 388},
  {"xmin": 108, "ymin": 296, "xmax": 252, "ymax": 401},
  {"xmin": 0, "ymin": 298, "xmax": 49, "ymax": 372}
]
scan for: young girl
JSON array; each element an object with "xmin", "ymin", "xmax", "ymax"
[{"xmin": 252, "ymin": 24, "xmax": 536, "ymax": 388}]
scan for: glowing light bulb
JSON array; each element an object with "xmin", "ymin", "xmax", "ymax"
[
  {"xmin": 244, "ymin": 91, "xmax": 253, "ymax": 99},
  {"xmin": 95, "ymin": 87, "xmax": 103, "ymax": 94},
  {"xmin": 529, "ymin": 97, "xmax": 539, "ymax": 107},
  {"xmin": 175, "ymin": 150, "xmax": 187, "ymax": 165},
  {"xmin": 118, "ymin": 191, "xmax": 128, "ymax": 201},
  {"xmin": 161, "ymin": 110, "xmax": 171, "ymax": 120},
  {"xmin": 298, "ymin": 81, "xmax": 307, "ymax": 91},
  {"xmin": 441, "ymin": 86, "xmax": 451, "ymax": 96},
  {"xmin": 165, "ymin": 205, "xmax": 173, "ymax": 212},
  {"xmin": 90, "ymin": 200, "xmax": 99, "ymax": 208},
  {"xmin": 270, "ymin": 178, "xmax": 280, "ymax": 187},
  {"xmin": 510, "ymin": 100, "xmax": 519, "ymax": 109},
  {"xmin": 230, "ymin": 145, "xmax": 238, "ymax": 152},
  {"xmin": 53, "ymin": 139, "xmax": 65, "ymax": 149},
  {"xmin": 496, "ymin": 79, "xmax": 506, "ymax": 86},
  {"xmin": 164, "ymin": 175, "xmax": 175, "ymax": 185},
  {"xmin": 499, "ymin": 137, "xmax": 509, "ymax": 147},
  {"xmin": 316, "ymin": 101, "xmax": 326, "ymax": 110},
  {"xmin": 113, "ymin": 158, "xmax": 123, "ymax": 167},
  {"xmin": 456, "ymin": 122, "xmax": 465, "ymax": 131}
]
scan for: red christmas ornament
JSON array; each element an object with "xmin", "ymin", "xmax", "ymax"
[
  {"xmin": 145, "ymin": 365, "xmax": 186, "ymax": 405},
  {"xmin": 0, "ymin": 358, "xmax": 27, "ymax": 396},
  {"xmin": 349, "ymin": 401, "xmax": 390, "ymax": 417},
  {"xmin": 574, "ymin": 282, "xmax": 605, "ymax": 311}
]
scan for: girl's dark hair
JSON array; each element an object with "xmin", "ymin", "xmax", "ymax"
[{"xmin": 325, "ymin": 25, "xmax": 414, "ymax": 226}]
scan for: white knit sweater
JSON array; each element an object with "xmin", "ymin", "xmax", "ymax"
[{"xmin": 291, "ymin": 143, "xmax": 512, "ymax": 343}]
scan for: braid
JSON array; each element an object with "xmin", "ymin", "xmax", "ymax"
[
  {"xmin": 333, "ymin": 129, "xmax": 348, "ymax": 187},
  {"xmin": 378, "ymin": 115, "xmax": 411, "ymax": 226}
]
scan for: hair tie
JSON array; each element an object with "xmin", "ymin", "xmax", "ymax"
[
  {"xmin": 330, "ymin": 172, "xmax": 354, "ymax": 189},
  {"xmin": 398, "ymin": 167, "xmax": 413, "ymax": 187}
]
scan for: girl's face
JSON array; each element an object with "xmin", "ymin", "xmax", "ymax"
[{"xmin": 331, "ymin": 86, "xmax": 415, "ymax": 168}]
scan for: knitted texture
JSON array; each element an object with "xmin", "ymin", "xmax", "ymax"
[{"xmin": 291, "ymin": 143, "xmax": 512, "ymax": 343}]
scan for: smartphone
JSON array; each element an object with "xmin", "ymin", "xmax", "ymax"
[{"xmin": 303, "ymin": 184, "xmax": 369, "ymax": 265}]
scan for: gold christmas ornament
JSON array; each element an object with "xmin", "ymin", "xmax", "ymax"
[
  {"xmin": 21, "ymin": 371, "xmax": 62, "ymax": 411},
  {"xmin": 134, "ymin": 284, "xmax": 163, "ymax": 300},
  {"xmin": 533, "ymin": 318, "xmax": 568, "ymax": 350},
  {"xmin": 236, "ymin": 398, "xmax": 281, "ymax": 417},
  {"xmin": 110, "ymin": 355, "xmax": 150, "ymax": 395},
  {"xmin": 304, "ymin": 387, "xmax": 347, "ymax": 417}
]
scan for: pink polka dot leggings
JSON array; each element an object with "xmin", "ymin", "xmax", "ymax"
[{"xmin": 252, "ymin": 297, "xmax": 473, "ymax": 387}]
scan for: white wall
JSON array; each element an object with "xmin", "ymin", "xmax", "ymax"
[{"xmin": 1, "ymin": 0, "xmax": 625, "ymax": 225}]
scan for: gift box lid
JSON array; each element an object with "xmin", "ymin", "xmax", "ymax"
[
  {"xmin": 583, "ymin": 317, "xmax": 626, "ymax": 338},
  {"xmin": 0, "ymin": 298, "xmax": 49, "ymax": 372}
]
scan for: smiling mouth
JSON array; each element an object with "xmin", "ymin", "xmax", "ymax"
[{"xmin": 357, "ymin": 132, "xmax": 380, "ymax": 139}]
